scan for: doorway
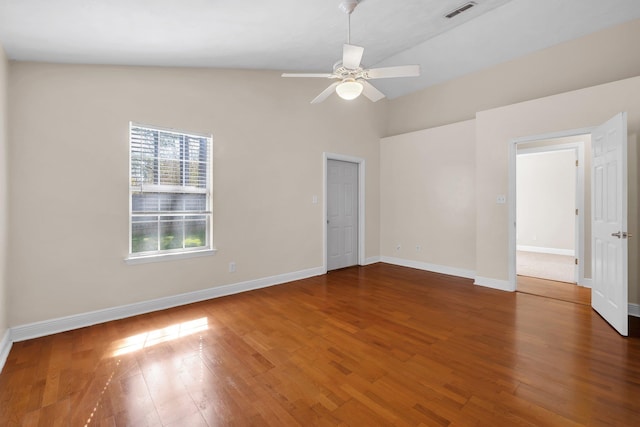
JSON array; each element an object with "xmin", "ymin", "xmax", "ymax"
[
  {"xmin": 509, "ymin": 134, "xmax": 591, "ymax": 301},
  {"xmin": 323, "ymin": 153, "xmax": 365, "ymax": 272},
  {"xmin": 516, "ymin": 144, "xmax": 582, "ymax": 285},
  {"xmin": 508, "ymin": 114, "xmax": 629, "ymax": 336}
]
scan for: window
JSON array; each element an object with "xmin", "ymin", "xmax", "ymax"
[{"xmin": 129, "ymin": 123, "xmax": 212, "ymax": 259}]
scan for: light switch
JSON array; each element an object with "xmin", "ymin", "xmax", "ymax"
[{"xmin": 312, "ymin": 195, "xmax": 318, "ymax": 204}]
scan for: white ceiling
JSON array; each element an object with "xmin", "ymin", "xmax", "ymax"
[{"xmin": 1, "ymin": 0, "xmax": 640, "ymax": 99}]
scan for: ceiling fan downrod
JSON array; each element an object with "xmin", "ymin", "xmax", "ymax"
[{"xmin": 339, "ymin": 1, "xmax": 358, "ymax": 44}]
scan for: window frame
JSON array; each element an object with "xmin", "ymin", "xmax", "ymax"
[{"xmin": 126, "ymin": 122, "xmax": 215, "ymax": 263}]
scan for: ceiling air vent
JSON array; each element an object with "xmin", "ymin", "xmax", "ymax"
[{"xmin": 445, "ymin": 1, "xmax": 477, "ymax": 19}]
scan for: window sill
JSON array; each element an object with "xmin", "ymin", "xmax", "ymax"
[{"xmin": 125, "ymin": 248, "xmax": 217, "ymax": 265}]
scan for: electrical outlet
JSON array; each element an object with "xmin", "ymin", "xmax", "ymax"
[
  {"xmin": 496, "ymin": 194, "xmax": 506, "ymax": 204},
  {"xmin": 416, "ymin": 245, "xmax": 421, "ymax": 252},
  {"xmin": 229, "ymin": 262, "xmax": 236, "ymax": 273},
  {"xmin": 396, "ymin": 244, "xmax": 401, "ymax": 251}
]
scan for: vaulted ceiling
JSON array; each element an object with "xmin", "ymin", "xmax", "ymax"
[{"xmin": 1, "ymin": 0, "xmax": 640, "ymax": 98}]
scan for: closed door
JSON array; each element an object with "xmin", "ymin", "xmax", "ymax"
[
  {"xmin": 327, "ymin": 160, "xmax": 358, "ymax": 270},
  {"xmin": 591, "ymin": 112, "xmax": 628, "ymax": 336}
]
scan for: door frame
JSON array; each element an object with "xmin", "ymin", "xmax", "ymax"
[
  {"xmin": 323, "ymin": 153, "xmax": 366, "ymax": 273},
  {"xmin": 508, "ymin": 127, "xmax": 593, "ymax": 290},
  {"xmin": 516, "ymin": 142, "xmax": 584, "ymax": 285}
]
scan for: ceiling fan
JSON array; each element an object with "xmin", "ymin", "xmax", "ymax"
[{"xmin": 282, "ymin": 0, "xmax": 420, "ymax": 104}]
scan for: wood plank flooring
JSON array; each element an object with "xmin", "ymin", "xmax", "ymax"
[
  {"xmin": 517, "ymin": 275, "xmax": 591, "ymax": 306},
  {"xmin": 1, "ymin": 263, "xmax": 639, "ymax": 426}
]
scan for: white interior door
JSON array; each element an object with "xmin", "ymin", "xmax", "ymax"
[
  {"xmin": 591, "ymin": 112, "xmax": 628, "ymax": 336},
  {"xmin": 327, "ymin": 160, "xmax": 358, "ymax": 271}
]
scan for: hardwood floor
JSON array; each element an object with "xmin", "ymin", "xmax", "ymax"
[
  {"xmin": 517, "ymin": 275, "xmax": 591, "ymax": 306},
  {"xmin": 1, "ymin": 263, "xmax": 639, "ymax": 426}
]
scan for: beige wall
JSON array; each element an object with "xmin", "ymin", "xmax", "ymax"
[
  {"xmin": 0, "ymin": 45, "xmax": 7, "ymax": 337},
  {"xmin": 380, "ymin": 120, "xmax": 476, "ymax": 273},
  {"xmin": 517, "ymin": 150, "xmax": 576, "ymax": 252},
  {"xmin": 386, "ymin": 18, "xmax": 640, "ymax": 136},
  {"xmin": 383, "ymin": 19, "xmax": 640, "ymax": 305},
  {"xmin": 476, "ymin": 76, "xmax": 640, "ymax": 304},
  {"xmin": 7, "ymin": 63, "xmax": 386, "ymax": 326},
  {"xmin": 383, "ymin": 77, "xmax": 639, "ymax": 304},
  {"xmin": 6, "ymin": 18, "xmax": 640, "ymax": 331}
]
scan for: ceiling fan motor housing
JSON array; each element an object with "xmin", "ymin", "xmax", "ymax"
[{"xmin": 339, "ymin": 1, "xmax": 358, "ymax": 15}]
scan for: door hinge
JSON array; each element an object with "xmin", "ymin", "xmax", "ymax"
[
  {"xmin": 576, "ymin": 160, "xmax": 579, "ymax": 167},
  {"xmin": 575, "ymin": 208, "xmax": 578, "ymax": 215},
  {"xmin": 575, "ymin": 258, "xmax": 579, "ymax": 265}
]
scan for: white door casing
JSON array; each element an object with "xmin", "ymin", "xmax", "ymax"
[
  {"xmin": 591, "ymin": 112, "xmax": 628, "ymax": 336},
  {"xmin": 327, "ymin": 159, "xmax": 358, "ymax": 271}
]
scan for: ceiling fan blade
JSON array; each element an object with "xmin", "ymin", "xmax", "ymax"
[
  {"xmin": 311, "ymin": 82, "xmax": 340, "ymax": 104},
  {"xmin": 361, "ymin": 80, "xmax": 385, "ymax": 102},
  {"xmin": 343, "ymin": 44, "xmax": 364, "ymax": 70},
  {"xmin": 365, "ymin": 65, "xmax": 420, "ymax": 79},
  {"xmin": 282, "ymin": 73, "xmax": 334, "ymax": 78}
]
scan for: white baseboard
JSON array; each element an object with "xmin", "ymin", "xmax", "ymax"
[
  {"xmin": 380, "ymin": 256, "xmax": 475, "ymax": 279},
  {"xmin": 629, "ymin": 303, "xmax": 640, "ymax": 318},
  {"xmin": 10, "ymin": 266, "xmax": 324, "ymax": 343},
  {"xmin": 0, "ymin": 329, "xmax": 11, "ymax": 374},
  {"xmin": 363, "ymin": 256, "xmax": 381, "ymax": 265},
  {"xmin": 579, "ymin": 278, "xmax": 592, "ymax": 288},
  {"xmin": 474, "ymin": 276, "xmax": 515, "ymax": 292},
  {"xmin": 517, "ymin": 245, "xmax": 575, "ymax": 256}
]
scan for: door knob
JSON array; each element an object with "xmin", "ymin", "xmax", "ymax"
[{"xmin": 611, "ymin": 231, "xmax": 633, "ymax": 239}]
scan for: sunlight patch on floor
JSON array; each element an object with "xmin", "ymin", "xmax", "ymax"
[{"xmin": 111, "ymin": 317, "xmax": 209, "ymax": 357}]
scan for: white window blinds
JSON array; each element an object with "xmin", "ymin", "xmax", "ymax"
[{"xmin": 129, "ymin": 123, "xmax": 212, "ymax": 255}]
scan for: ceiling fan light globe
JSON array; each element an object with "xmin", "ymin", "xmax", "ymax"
[{"xmin": 336, "ymin": 80, "xmax": 364, "ymax": 100}]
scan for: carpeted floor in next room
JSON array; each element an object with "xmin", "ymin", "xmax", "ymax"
[{"xmin": 516, "ymin": 250, "xmax": 575, "ymax": 283}]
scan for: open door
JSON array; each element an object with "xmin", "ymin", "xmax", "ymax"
[{"xmin": 591, "ymin": 112, "xmax": 628, "ymax": 336}]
